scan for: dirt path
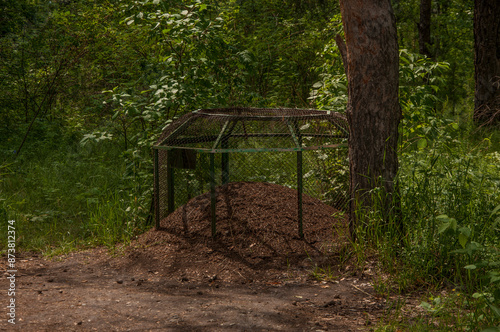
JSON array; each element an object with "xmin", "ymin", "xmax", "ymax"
[{"xmin": 1, "ymin": 249, "xmax": 386, "ymax": 331}]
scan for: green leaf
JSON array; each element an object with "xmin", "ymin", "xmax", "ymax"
[
  {"xmin": 451, "ymin": 218, "xmax": 457, "ymax": 231},
  {"xmin": 487, "ymin": 303, "xmax": 500, "ymax": 318},
  {"xmin": 418, "ymin": 301, "xmax": 432, "ymax": 311},
  {"xmin": 473, "ymin": 292, "xmax": 485, "ymax": 299},
  {"xmin": 417, "ymin": 138, "xmax": 427, "ymax": 149},
  {"xmin": 459, "ymin": 233, "xmax": 468, "ymax": 249},
  {"xmin": 437, "ymin": 215, "xmax": 457, "ymax": 234},
  {"xmin": 464, "ymin": 264, "xmax": 477, "ymax": 270},
  {"xmin": 459, "ymin": 227, "xmax": 471, "ymax": 238},
  {"xmin": 490, "ymin": 276, "xmax": 500, "ymax": 283},
  {"xmin": 438, "ymin": 221, "xmax": 450, "ymax": 234},
  {"xmin": 490, "ymin": 205, "xmax": 500, "ymax": 218},
  {"xmin": 482, "ymin": 327, "xmax": 500, "ymax": 332},
  {"xmin": 468, "ymin": 241, "xmax": 483, "ymax": 251}
]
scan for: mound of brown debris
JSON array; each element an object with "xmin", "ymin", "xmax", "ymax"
[{"xmin": 131, "ymin": 182, "xmax": 348, "ymax": 283}]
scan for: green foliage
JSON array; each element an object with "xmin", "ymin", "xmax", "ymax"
[
  {"xmin": 398, "ymin": 50, "xmax": 453, "ymax": 151},
  {"xmin": 449, "ymin": 205, "xmax": 500, "ymax": 330},
  {"xmin": 0, "ymin": 0, "xmax": 152, "ymax": 158},
  {"xmin": 394, "ymin": 0, "xmax": 474, "ymax": 114},
  {"xmin": 307, "ymin": 148, "xmax": 349, "ymax": 210},
  {"xmin": 0, "ymin": 140, "xmax": 150, "ymax": 253},
  {"xmin": 308, "ymin": 15, "xmax": 346, "ymax": 111},
  {"xmin": 310, "ymin": 48, "xmax": 450, "ymax": 115},
  {"xmin": 219, "ymin": 0, "xmax": 338, "ymax": 107},
  {"xmin": 121, "ymin": 0, "xmax": 234, "ymax": 111},
  {"xmin": 0, "ymin": 0, "xmax": 497, "ymax": 330},
  {"xmin": 356, "ymin": 138, "xmax": 499, "ymax": 331},
  {"xmin": 366, "ymin": 126, "xmax": 499, "ymax": 330}
]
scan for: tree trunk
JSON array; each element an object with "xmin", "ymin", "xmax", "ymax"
[
  {"xmin": 474, "ymin": 0, "xmax": 500, "ymax": 126},
  {"xmin": 419, "ymin": 0, "xmax": 432, "ymax": 58},
  {"xmin": 338, "ymin": 0, "xmax": 402, "ymax": 239}
]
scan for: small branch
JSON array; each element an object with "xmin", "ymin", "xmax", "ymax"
[{"xmin": 351, "ymin": 283, "xmax": 375, "ymax": 298}]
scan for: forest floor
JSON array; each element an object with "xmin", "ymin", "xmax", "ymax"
[{"xmin": 1, "ymin": 182, "xmax": 424, "ymax": 331}]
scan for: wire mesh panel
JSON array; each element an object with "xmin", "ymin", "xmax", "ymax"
[{"xmin": 153, "ymin": 107, "xmax": 349, "ymax": 238}]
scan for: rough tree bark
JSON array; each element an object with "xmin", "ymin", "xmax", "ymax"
[
  {"xmin": 419, "ymin": 0, "xmax": 432, "ymax": 58},
  {"xmin": 337, "ymin": 0, "xmax": 402, "ymax": 239},
  {"xmin": 474, "ymin": 0, "xmax": 500, "ymax": 126}
]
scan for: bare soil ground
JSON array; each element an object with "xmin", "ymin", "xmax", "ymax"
[{"xmin": 0, "ymin": 182, "xmax": 416, "ymax": 331}]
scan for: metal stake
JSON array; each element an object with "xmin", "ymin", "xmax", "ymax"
[
  {"xmin": 210, "ymin": 153, "xmax": 217, "ymax": 238},
  {"xmin": 297, "ymin": 150, "xmax": 304, "ymax": 238},
  {"xmin": 154, "ymin": 148, "xmax": 160, "ymax": 230},
  {"xmin": 166, "ymin": 150, "xmax": 175, "ymax": 215}
]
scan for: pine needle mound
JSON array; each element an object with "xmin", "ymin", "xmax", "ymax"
[{"xmin": 133, "ymin": 182, "xmax": 348, "ymax": 282}]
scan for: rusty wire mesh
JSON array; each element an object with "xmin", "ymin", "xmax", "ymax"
[{"xmin": 153, "ymin": 107, "xmax": 349, "ymax": 237}]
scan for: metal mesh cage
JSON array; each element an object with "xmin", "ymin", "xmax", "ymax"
[{"xmin": 153, "ymin": 107, "xmax": 349, "ymax": 238}]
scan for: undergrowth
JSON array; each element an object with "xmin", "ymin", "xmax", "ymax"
[
  {"xmin": 345, "ymin": 126, "xmax": 500, "ymax": 331},
  {"xmin": 0, "ymin": 138, "xmax": 152, "ymax": 254},
  {"xmin": 311, "ymin": 49, "xmax": 500, "ymax": 331}
]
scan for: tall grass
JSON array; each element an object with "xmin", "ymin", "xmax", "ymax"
[
  {"xmin": 350, "ymin": 126, "xmax": 500, "ymax": 331},
  {"xmin": 0, "ymin": 140, "xmax": 151, "ymax": 254}
]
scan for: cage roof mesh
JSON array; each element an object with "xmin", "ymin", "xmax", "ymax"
[{"xmin": 155, "ymin": 107, "xmax": 349, "ymax": 152}]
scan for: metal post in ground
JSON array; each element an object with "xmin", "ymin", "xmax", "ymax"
[
  {"xmin": 154, "ymin": 148, "xmax": 160, "ymax": 230},
  {"xmin": 166, "ymin": 149, "xmax": 175, "ymax": 215},
  {"xmin": 210, "ymin": 153, "xmax": 217, "ymax": 238},
  {"xmin": 297, "ymin": 150, "xmax": 304, "ymax": 238}
]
